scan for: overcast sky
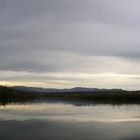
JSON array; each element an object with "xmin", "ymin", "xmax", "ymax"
[{"xmin": 1, "ymin": 0, "xmax": 140, "ymax": 89}]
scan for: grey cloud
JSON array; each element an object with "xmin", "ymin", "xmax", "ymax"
[{"xmin": 1, "ymin": 0, "xmax": 140, "ymax": 74}]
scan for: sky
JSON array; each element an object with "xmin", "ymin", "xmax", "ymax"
[{"xmin": 1, "ymin": 0, "xmax": 140, "ymax": 90}]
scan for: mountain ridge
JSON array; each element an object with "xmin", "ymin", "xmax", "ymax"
[{"xmin": 13, "ymin": 86, "xmax": 124, "ymax": 93}]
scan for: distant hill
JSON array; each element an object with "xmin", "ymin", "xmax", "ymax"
[
  {"xmin": 1, "ymin": 85, "xmax": 140, "ymax": 104},
  {"xmin": 13, "ymin": 86, "xmax": 124, "ymax": 93}
]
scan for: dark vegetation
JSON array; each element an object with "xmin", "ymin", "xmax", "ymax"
[
  {"xmin": 45, "ymin": 91, "xmax": 140, "ymax": 104},
  {"xmin": 1, "ymin": 86, "xmax": 140, "ymax": 104},
  {"xmin": 0, "ymin": 86, "xmax": 42, "ymax": 105}
]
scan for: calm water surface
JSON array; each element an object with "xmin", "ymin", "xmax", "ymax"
[{"xmin": 0, "ymin": 100, "xmax": 140, "ymax": 140}]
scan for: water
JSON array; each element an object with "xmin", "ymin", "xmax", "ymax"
[{"xmin": 0, "ymin": 100, "xmax": 140, "ymax": 140}]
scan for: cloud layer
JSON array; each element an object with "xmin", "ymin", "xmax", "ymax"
[{"xmin": 1, "ymin": 0, "xmax": 140, "ymax": 89}]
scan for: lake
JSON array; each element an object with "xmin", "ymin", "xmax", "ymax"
[{"xmin": 0, "ymin": 100, "xmax": 140, "ymax": 140}]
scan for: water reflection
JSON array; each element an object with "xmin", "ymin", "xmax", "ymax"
[
  {"xmin": 0, "ymin": 101, "xmax": 140, "ymax": 140},
  {"xmin": 0, "ymin": 100, "xmax": 140, "ymax": 122}
]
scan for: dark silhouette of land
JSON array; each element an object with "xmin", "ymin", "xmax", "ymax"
[{"xmin": 1, "ymin": 85, "xmax": 140, "ymax": 104}]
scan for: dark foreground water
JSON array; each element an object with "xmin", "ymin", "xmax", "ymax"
[{"xmin": 1, "ymin": 100, "xmax": 140, "ymax": 140}]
